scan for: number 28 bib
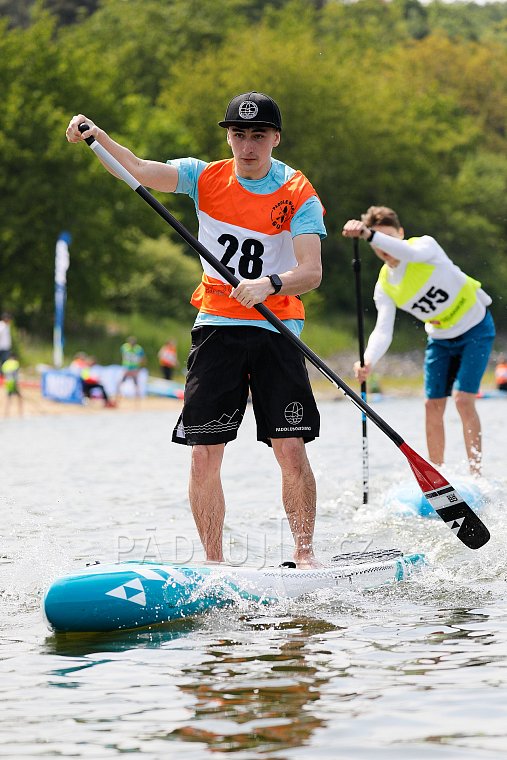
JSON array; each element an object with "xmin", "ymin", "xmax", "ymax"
[{"xmin": 190, "ymin": 159, "xmax": 321, "ymax": 320}]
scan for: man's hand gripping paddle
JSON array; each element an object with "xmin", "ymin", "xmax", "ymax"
[{"xmin": 76, "ymin": 123, "xmax": 490, "ymax": 550}]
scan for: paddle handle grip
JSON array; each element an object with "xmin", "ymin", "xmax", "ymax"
[
  {"xmin": 78, "ymin": 122, "xmax": 94, "ymax": 145},
  {"xmin": 78, "ymin": 123, "xmax": 141, "ymax": 190}
]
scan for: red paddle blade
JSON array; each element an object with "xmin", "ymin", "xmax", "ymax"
[{"xmin": 400, "ymin": 443, "xmax": 490, "ymax": 550}]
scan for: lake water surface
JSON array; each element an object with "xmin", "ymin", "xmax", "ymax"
[{"xmin": 2, "ymin": 395, "xmax": 507, "ymax": 758}]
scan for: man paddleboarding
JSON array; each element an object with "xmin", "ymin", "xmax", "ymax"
[
  {"xmin": 343, "ymin": 207, "xmax": 495, "ymax": 476},
  {"xmin": 67, "ymin": 91, "xmax": 326, "ymax": 567}
]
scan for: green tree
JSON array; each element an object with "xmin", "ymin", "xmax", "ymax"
[
  {"xmin": 0, "ymin": 0, "xmax": 34, "ymax": 27},
  {"xmin": 2, "ymin": 0, "xmax": 507, "ymax": 340},
  {"xmin": 158, "ymin": 9, "xmax": 484, "ymax": 313},
  {"xmin": 0, "ymin": 17, "xmax": 154, "ymax": 320},
  {"xmin": 105, "ymin": 235, "xmax": 202, "ymax": 320}
]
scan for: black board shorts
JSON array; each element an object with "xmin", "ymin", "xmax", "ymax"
[{"xmin": 172, "ymin": 325, "xmax": 320, "ymax": 447}]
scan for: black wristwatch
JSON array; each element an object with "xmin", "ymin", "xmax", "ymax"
[
  {"xmin": 366, "ymin": 228, "xmax": 376, "ymax": 242},
  {"xmin": 268, "ymin": 274, "xmax": 283, "ymax": 294}
]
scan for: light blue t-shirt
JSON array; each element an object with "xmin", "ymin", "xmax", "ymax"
[{"xmin": 168, "ymin": 156, "xmax": 326, "ymax": 334}]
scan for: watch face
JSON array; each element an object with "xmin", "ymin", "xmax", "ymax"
[{"xmin": 270, "ymin": 274, "xmax": 282, "ymax": 293}]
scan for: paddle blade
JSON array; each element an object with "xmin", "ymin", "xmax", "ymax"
[{"xmin": 399, "ymin": 443, "xmax": 490, "ymax": 550}]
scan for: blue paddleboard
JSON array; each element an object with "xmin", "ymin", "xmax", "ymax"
[{"xmin": 44, "ymin": 551, "xmax": 426, "ymax": 633}]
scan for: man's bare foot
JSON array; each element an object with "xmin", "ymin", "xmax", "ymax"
[{"xmin": 294, "ymin": 555, "xmax": 324, "ymax": 569}]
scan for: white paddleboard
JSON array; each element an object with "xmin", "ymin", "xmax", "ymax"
[{"xmin": 44, "ymin": 549, "xmax": 426, "ymax": 633}]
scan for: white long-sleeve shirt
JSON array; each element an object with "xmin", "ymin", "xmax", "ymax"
[
  {"xmin": 0, "ymin": 320, "xmax": 12, "ymax": 351},
  {"xmin": 364, "ymin": 232, "xmax": 491, "ymax": 368}
]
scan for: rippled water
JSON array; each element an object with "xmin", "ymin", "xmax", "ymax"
[{"xmin": 2, "ymin": 395, "xmax": 507, "ymax": 758}]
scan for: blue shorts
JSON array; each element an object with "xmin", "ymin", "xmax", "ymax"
[{"xmin": 424, "ymin": 310, "xmax": 495, "ymax": 398}]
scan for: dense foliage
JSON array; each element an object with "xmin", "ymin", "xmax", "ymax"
[{"xmin": 1, "ymin": 0, "xmax": 507, "ymax": 336}]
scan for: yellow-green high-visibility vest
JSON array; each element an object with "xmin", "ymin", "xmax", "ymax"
[
  {"xmin": 2, "ymin": 357, "xmax": 19, "ymax": 392},
  {"xmin": 2, "ymin": 357, "xmax": 19, "ymax": 377},
  {"xmin": 378, "ymin": 238, "xmax": 481, "ymax": 329}
]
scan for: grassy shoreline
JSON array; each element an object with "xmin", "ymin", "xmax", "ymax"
[{"xmin": 11, "ymin": 311, "xmax": 502, "ymax": 397}]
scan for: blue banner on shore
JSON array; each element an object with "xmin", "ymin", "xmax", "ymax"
[
  {"xmin": 53, "ymin": 232, "xmax": 71, "ymax": 368},
  {"xmin": 41, "ymin": 370, "xmax": 83, "ymax": 404},
  {"xmin": 41, "ymin": 366, "xmax": 149, "ymax": 404}
]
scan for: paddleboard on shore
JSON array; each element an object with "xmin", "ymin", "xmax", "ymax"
[
  {"xmin": 477, "ymin": 389, "xmax": 507, "ymax": 400},
  {"xmin": 146, "ymin": 377, "xmax": 184, "ymax": 400},
  {"xmin": 385, "ymin": 479, "xmax": 487, "ymax": 518},
  {"xmin": 44, "ymin": 549, "xmax": 426, "ymax": 633}
]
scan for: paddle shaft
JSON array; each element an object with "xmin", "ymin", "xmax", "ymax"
[
  {"xmin": 352, "ymin": 238, "xmax": 369, "ymax": 503},
  {"xmin": 76, "ymin": 124, "xmax": 490, "ymax": 550}
]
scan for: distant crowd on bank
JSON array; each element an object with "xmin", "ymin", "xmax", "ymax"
[
  {"xmin": 2, "ymin": 308, "xmax": 507, "ymax": 416},
  {"xmin": 0, "ymin": 313, "xmax": 180, "ymax": 415},
  {"xmin": 68, "ymin": 336, "xmax": 180, "ymax": 407}
]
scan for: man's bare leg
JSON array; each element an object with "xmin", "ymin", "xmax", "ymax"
[
  {"xmin": 454, "ymin": 391, "xmax": 482, "ymax": 475},
  {"xmin": 271, "ymin": 437, "xmax": 319, "ymax": 567},
  {"xmin": 189, "ymin": 443, "xmax": 226, "ymax": 562},
  {"xmin": 425, "ymin": 397, "xmax": 447, "ymax": 466}
]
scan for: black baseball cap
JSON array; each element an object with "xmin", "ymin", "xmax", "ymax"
[{"xmin": 219, "ymin": 91, "xmax": 282, "ymax": 131}]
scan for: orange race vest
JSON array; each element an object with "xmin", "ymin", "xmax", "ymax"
[
  {"xmin": 190, "ymin": 159, "xmax": 322, "ymax": 320},
  {"xmin": 159, "ymin": 346, "xmax": 177, "ymax": 367}
]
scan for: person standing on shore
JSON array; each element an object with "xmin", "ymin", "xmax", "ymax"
[
  {"xmin": 116, "ymin": 336, "xmax": 145, "ymax": 400},
  {"xmin": 0, "ymin": 312, "xmax": 13, "ymax": 375},
  {"xmin": 342, "ymin": 206, "xmax": 495, "ymax": 476},
  {"xmin": 494, "ymin": 354, "xmax": 507, "ymax": 392},
  {"xmin": 66, "ymin": 90, "xmax": 326, "ymax": 566},
  {"xmin": 158, "ymin": 339, "xmax": 179, "ymax": 380},
  {"xmin": 2, "ymin": 352, "xmax": 23, "ymax": 416}
]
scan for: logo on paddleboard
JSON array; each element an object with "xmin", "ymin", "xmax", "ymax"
[
  {"xmin": 106, "ymin": 578, "xmax": 146, "ymax": 606},
  {"xmin": 284, "ymin": 401, "xmax": 303, "ymax": 425}
]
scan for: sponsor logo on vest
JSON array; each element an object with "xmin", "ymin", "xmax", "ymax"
[
  {"xmin": 284, "ymin": 401, "xmax": 303, "ymax": 425},
  {"xmin": 271, "ymin": 199, "xmax": 295, "ymax": 230},
  {"xmin": 204, "ymin": 283, "xmax": 229, "ymax": 296},
  {"xmin": 433, "ymin": 295, "xmax": 466, "ymax": 326},
  {"xmin": 238, "ymin": 100, "xmax": 258, "ymax": 119}
]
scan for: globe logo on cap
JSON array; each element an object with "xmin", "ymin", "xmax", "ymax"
[{"xmin": 238, "ymin": 100, "xmax": 259, "ymax": 120}]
